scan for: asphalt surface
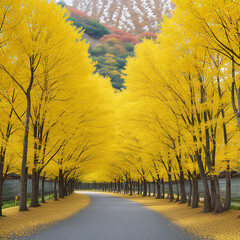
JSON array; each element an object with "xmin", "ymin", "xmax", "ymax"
[{"xmin": 21, "ymin": 191, "xmax": 205, "ymax": 240}]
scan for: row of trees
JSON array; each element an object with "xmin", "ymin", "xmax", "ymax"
[
  {"xmin": 99, "ymin": 0, "xmax": 240, "ymax": 214},
  {"xmin": 0, "ymin": 0, "xmax": 114, "ymax": 216}
]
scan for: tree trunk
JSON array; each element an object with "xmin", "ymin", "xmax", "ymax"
[
  {"xmin": 0, "ymin": 160, "xmax": 4, "ymax": 216},
  {"xmin": 19, "ymin": 92, "xmax": 32, "ymax": 212},
  {"xmin": 192, "ymin": 178, "xmax": 199, "ymax": 208},
  {"xmin": 118, "ymin": 181, "xmax": 121, "ymax": 193},
  {"xmin": 153, "ymin": 180, "xmax": 156, "ymax": 197},
  {"xmin": 41, "ymin": 174, "xmax": 46, "ymax": 203},
  {"xmin": 129, "ymin": 181, "xmax": 132, "ymax": 196},
  {"xmin": 156, "ymin": 177, "xmax": 161, "ymax": 199},
  {"xmin": 188, "ymin": 177, "xmax": 192, "ymax": 207},
  {"xmin": 148, "ymin": 182, "xmax": 151, "ymax": 196},
  {"xmin": 114, "ymin": 180, "xmax": 116, "ymax": 193},
  {"xmin": 143, "ymin": 178, "xmax": 147, "ymax": 196},
  {"xmin": 30, "ymin": 168, "xmax": 40, "ymax": 207},
  {"xmin": 176, "ymin": 156, "xmax": 187, "ymax": 203},
  {"xmin": 179, "ymin": 176, "xmax": 187, "ymax": 204},
  {"xmin": 175, "ymin": 180, "xmax": 180, "ymax": 202},
  {"xmin": 161, "ymin": 178, "xmax": 165, "ymax": 199},
  {"xmin": 168, "ymin": 175, "xmax": 174, "ymax": 202},
  {"xmin": 64, "ymin": 178, "xmax": 68, "ymax": 196},
  {"xmin": 224, "ymin": 170, "xmax": 231, "ymax": 211},
  {"xmin": 137, "ymin": 180, "xmax": 140, "ymax": 194},
  {"xmin": 196, "ymin": 153, "xmax": 211, "ymax": 212},
  {"xmin": 211, "ymin": 178, "xmax": 216, "ymax": 210},
  {"xmin": 213, "ymin": 176, "xmax": 223, "ymax": 213},
  {"xmin": 59, "ymin": 169, "xmax": 64, "ymax": 198},
  {"xmin": 54, "ymin": 177, "xmax": 58, "ymax": 201}
]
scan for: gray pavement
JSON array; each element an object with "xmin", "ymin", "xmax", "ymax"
[{"xmin": 21, "ymin": 191, "xmax": 206, "ymax": 240}]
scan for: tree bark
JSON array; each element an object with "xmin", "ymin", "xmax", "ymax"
[
  {"xmin": 188, "ymin": 177, "xmax": 192, "ymax": 207},
  {"xmin": 153, "ymin": 180, "xmax": 156, "ymax": 197},
  {"xmin": 176, "ymin": 156, "xmax": 187, "ymax": 203},
  {"xmin": 192, "ymin": 178, "xmax": 199, "ymax": 208},
  {"xmin": 168, "ymin": 175, "xmax": 174, "ymax": 202},
  {"xmin": 64, "ymin": 178, "xmax": 68, "ymax": 196},
  {"xmin": 148, "ymin": 182, "xmax": 151, "ymax": 196},
  {"xmin": 54, "ymin": 177, "xmax": 58, "ymax": 201},
  {"xmin": 224, "ymin": 171, "xmax": 231, "ymax": 211},
  {"xmin": 211, "ymin": 178, "xmax": 216, "ymax": 210},
  {"xmin": 137, "ymin": 180, "xmax": 140, "ymax": 194},
  {"xmin": 156, "ymin": 177, "xmax": 161, "ymax": 199},
  {"xmin": 161, "ymin": 178, "xmax": 165, "ymax": 199},
  {"xmin": 175, "ymin": 180, "xmax": 180, "ymax": 202},
  {"xmin": 19, "ymin": 91, "xmax": 32, "ymax": 211},
  {"xmin": 129, "ymin": 181, "xmax": 132, "ymax": 196},
  {"xmin": 213, "ymin": 176, "xmax": 223, "ymax": 213},
  {"xmin": 0, "ymin": 159, "xmax": 4, "ymax": 216},
  {"xmin": 30, "ymin": 168, "xmax": 40, "ymax": 207},
  {"xmin": 41, "ymin": 174, "xmax": 46, "ymax": 203},
  {"xmin": 143, "ymin": 178, "xmax": 147, "ymax": 196},
  {"xmin": 196, "ymin": 152, "xmax": 211, "ymax": 212},
  {"xmin": 59, "ymin": 169, "xmax": 64, "ymax": 198}
]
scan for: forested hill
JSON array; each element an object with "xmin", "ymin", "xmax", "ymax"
[
  {"xmin": 58, "ymin": 1, "xmax": 167, "ymax": 90},
  {"xmin": 63, "ymin": 0, "xmax": 173, "ymax": 35}
]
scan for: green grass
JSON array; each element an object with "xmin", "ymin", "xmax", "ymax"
[
  {"xmin": 230, "ymin": 204, "xmax": 240, "ymax": 210},
  {"xmin": 2, "ymin": 193, "xmax": 55, "ymax": 209}
]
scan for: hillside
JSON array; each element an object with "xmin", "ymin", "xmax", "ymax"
[
  {"xmin": 64, "ymin": 0, "xmax": 173, "ymax": 34},
  {"xmin": 58, "ymin": 2, "xmax": 160, "ymax": 90}
]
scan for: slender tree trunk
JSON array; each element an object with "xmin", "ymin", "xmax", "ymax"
[
  {"xmin": 41, "ymin": 174, "xmax": 46, "ymax": 203},
  {"xmin": 118, "ymin": 181, "xmax": 121, "ymax": 193},
  {"xmin": 213, "ymin": 176, "xmax": 223, "ymax": 213},
  {"xmin": 211, "ymin": 178, "xmax": 216, "ymax": 210},
  {"xmin": 168, "ymin": 175, "xmax": 174, "ymax": 202},
  {"xmin": 19, "ymin": 92, "xmax": 32, "ymax": 212},
  {"xmin": 54, "ymin": 177, "xmax": 58, "ymax": 201},
  {"xmin": 23, "ymin": 167, "xmax": 28, "ymax": 210},
  {"xmin": 188, "ymin": 177, "xmax": 192, "ymax": 207},
  {"xmin": 224, "ymin": 170, "xmax": 231, "ymax": 211},
  {"xmin": 143, "ymin": 178, "xmax": 147, "ymax": 196},
  {"xmin": 0, "ymin": 178, "xmax": 3, "ymax": 217},
  {"xmin": 179, "ymin": 176, "xmax": 186, "ymax": 203},
  {"xmin": 0, "ymin": 160, "xmax": 4, "ymax": 216},
  {"xmin": 114, "ymin": 180, "xmax": 116, "ymax": 193},
  {"xmin": 161, "ymin": 178, "xmax": 165, "ymax": 199},
  {"xmin": 196, "ymin": 153, "xmax": 211, "ymax": 212},
  {"xmin": 137, "ymin": 180, "xmax": 140, "ymax": 194},
  {"xmin": 175, "ymin": 180, "xmax": 180, "ymax": 202},
  {"xmin": 153, "ymin": 180, "xmax": 156, "ymax": 197},
  {"xmin": 64, "ymin": 178, "xmax": 68, "ymax": 196},
  {"xmin": 59, "ymin": 169, "xmax": 64, "ymax": 198},
  {"xmin": 176, "ymin": 156, "xmax": 187, "ymax": 203},
  {"xmin": 30, "ymin": 168, "xmax": 40, "ymax": 207},
  {"xmin": 129, "ymin": 181, "xmax": 132, "ymax": 196},
  {"xmin": 148, "ymin": 181, "xmax": 151, "ymax": 197},
  {"xmin": 156, "ymin": 177, "xmax": 161, "ymax": 199},
  {"xmin": 192, "ymin": 178, "xmax": 199, "ymax": 208}
]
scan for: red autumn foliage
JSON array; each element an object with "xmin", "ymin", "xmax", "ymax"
[
  {"xmin": 137, "ymin": 32, "xmax": 157, "ymax": 39},
  {"xmin": 65, "ymin": 5, "xmax": 90, "ymax": 20}
]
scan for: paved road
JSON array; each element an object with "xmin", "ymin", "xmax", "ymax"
[{"xmin": 21, "ymin": 192, "xmax": 205, "ymax": 240}]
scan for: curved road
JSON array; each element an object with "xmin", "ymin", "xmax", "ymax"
[{"xmin": 22, "ymin": 192, "xmax": 204, "ymax": 240}]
